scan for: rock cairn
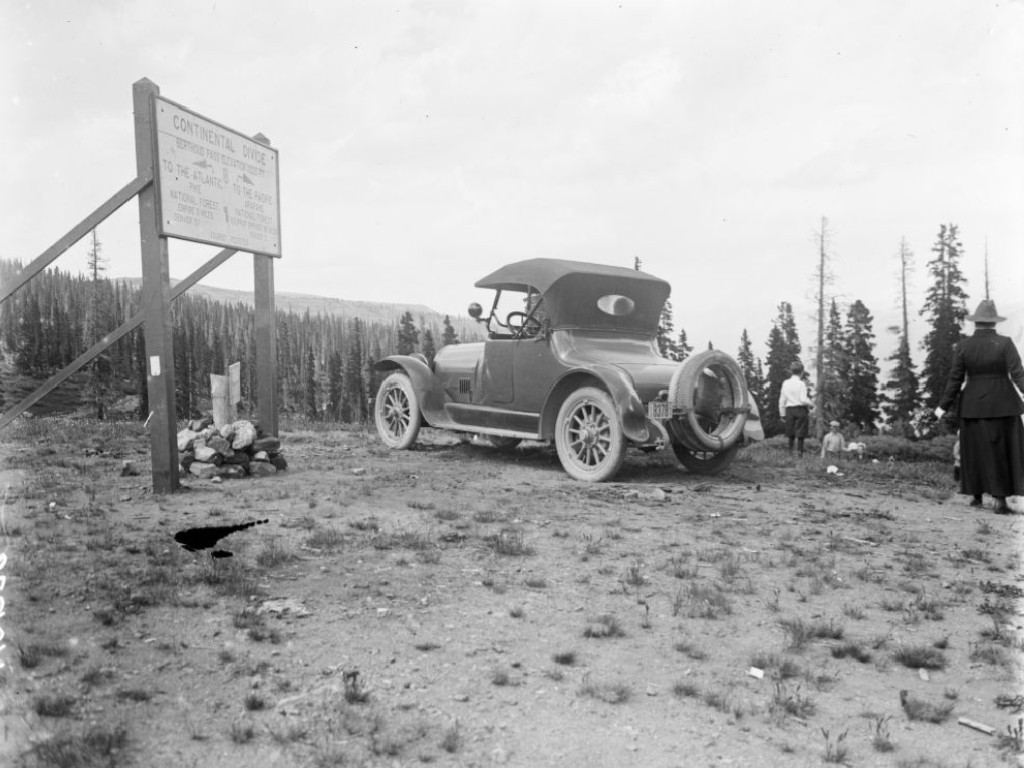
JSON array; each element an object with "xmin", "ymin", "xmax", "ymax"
[{"xmin": 177, "ymin": 417, "xmax": 287, "ymax": 480}]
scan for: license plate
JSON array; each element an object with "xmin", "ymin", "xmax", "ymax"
[{"xmin": 647, "ymin": 400, "xmax": 672, "ymax": 420}]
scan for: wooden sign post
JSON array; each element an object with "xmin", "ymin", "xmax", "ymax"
[{"xmin": 134, "ymin": 79, "xmax": 179, "ymax": 493}]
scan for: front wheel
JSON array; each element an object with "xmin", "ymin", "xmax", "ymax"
[
  {"xmin": 374, "ymin": 372, "xmax": 422, "ymax": 449},
  {"xmin": 555, "ymin": 387, "xmax": 626, "ymax": 482},
  {"xmin": 673, "ymin": 443, "xmax": 739, "ymax": 475}
]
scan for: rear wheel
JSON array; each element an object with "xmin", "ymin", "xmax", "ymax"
[
  {"xmin": 673, "ymin": 443, "xmax": 739, "ymax": 475},
  {"xmin": 555, "ymin": 387, "xmax": 626, "ymax": 482},
  {"xmin": 374, "ymin": 372, "xmax": 421, "ymax": 449}
]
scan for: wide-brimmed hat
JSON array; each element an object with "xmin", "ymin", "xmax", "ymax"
[
  {"xmin": 967, "ymin": 299, "xmax": 1005, "ymax": 323},
  {"xmin": 829, "ymin": 420, "xmax": 840, "ymax": 427}
]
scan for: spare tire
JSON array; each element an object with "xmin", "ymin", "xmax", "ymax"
[{"xmin": 666, "ymin": 350, "xmax": 749, "ymax": 452}]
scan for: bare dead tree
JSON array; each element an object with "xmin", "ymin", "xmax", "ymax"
[
  {"xmin": 812, "ymin": 216, "xmax": 834, "ymax": 440},
  {"xmin": 897, "ymin": 236, "xmax": 913, "ymax": 342}
]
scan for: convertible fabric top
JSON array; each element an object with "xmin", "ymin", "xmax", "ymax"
[
  {"xmin": 475, "ymin": 258, "xmax": 668, "ymax": 294},
  {"xmin": 475, "ymin": 258, "xmax": 671, "ymax": 334}
]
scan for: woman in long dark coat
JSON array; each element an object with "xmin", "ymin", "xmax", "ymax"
[{"xmin": 935, "ymin": 299, "xmax": 1024, "ymax": 513}]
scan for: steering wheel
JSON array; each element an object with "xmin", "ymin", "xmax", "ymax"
[{"xmin": 506, "ymin": 311, "xmax": 543, "ymax": 338}]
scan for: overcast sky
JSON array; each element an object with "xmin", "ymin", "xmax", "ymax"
[{"xmin": 3, "ymin": 0, "xmax": 1023, "ymax": 363}]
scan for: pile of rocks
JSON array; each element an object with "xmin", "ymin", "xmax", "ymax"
[{"xmin": 177, "ymin": 417, "xmax": 287, "ymax": 480}]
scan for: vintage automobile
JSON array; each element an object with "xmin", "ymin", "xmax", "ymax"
[{"xmin": 374, "ymin": 258, "xmax": 760, "ymax": 482}]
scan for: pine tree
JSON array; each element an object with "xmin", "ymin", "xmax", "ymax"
[
  {"xmin": 422, "ymin": 329, "xmax": 437, "ymax": 365},
  {"xmin": 397, "ymin": 311, "xmax": 419, "ymax": 356},
  {"xmin": 343, "ymin": 318, "xmax": 366, "ymax": 423},
  {"xmin": 277, "ymin": 315, "xmax": 293, "ymax": 413},
  {"xmin": 736, "ymin": 329, "xmax": 765, "ymax": 412},
  {"xmin": 303, "ymin": 346, "xmax": 318, "ymax": 420},
  {"xmin": 657, "ymin": 300, "xmax": 681, "ymax": 360},
  {"xmin": 677, "ymin": 327, "xmax": 693, "ymax": 361},
  {"xmin": 363, "ymin": 339, "xmax": 382, "ymax": 422},
  {"xmin": 173, "ymin": 321, "xmax": 191, "ymax": 416},
  {"xmin": 762, "ymin": 326, "xmax": 788, "ymax": 438},
  {"xmin": 82, "ymin": 230, "xmax": 114, "ymax": 418},
  {"xmin": 778, "ymin": 301, "xmax": 802, "ymax": 363},
  {"xmin": 884, "ymin": 338, "xmax": 919, "ymax": 434},
  {"xmin": 842, "ymin": 300, "xmax": 879, "ymax": 431},
  {"xmin": 818, "ymin": 299, "xmax": 846, "ymax": 424},
  {"xmin": 15, "ymin": 290, "xmax": 43, "ymax": 375},
  {"xmin": 327, "ymin": 350, "xmax": 343, "ymax": 421},
  {"xmin": 134, "ymin": 326, "xmax": 149, "ymax": 420},
  {"xmin": 763, "ymin": 303, "xmax": 802, "ymax": 437},
  {"xmin": 0, "ymin": 259, "xmax": 19, "ymax": 353},
  {"xmin": 919, "ymin": 224, "xmax": 969, "ymax": 409},
  {"xmin": 441, "ymin": 315, "xmax": 459, "ymax": 346},
  {"xmin": 883, "ymin": 237, "xmax": 920, "ymax": 432}
]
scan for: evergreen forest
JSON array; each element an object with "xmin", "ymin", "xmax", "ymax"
[{"xmin": 0, "ymin": 222, "xmax": 976, "ymax": 438}]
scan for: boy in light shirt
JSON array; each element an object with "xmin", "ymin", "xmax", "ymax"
[{"xmin": 778, "ymin": 361, "xmax": 813, "ymax": 456}]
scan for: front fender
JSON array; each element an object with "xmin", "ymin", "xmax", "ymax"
[
  {"xmin": 374, "ymin": 356, "xmax": 445, "ymax": 425},
  {"xmin": 542, "ymin": 363, "xmax": 649, "ymax": 444}
]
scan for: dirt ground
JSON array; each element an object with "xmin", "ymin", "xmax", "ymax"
[{"xmin": 1, "ymin": 423, "xmax": 1022, "ymax": 768}]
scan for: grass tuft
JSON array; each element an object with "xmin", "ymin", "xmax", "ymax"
[
  {"xmin": 440, "ymin": 721, "xmax": 462, "ymax": 753},
  {"xmin": 488, "ymin": 527, "xmax": 534, "ymax": 556},
  {"xmin": 771, "ymin": 682, "xmax": 816, "ymax": 719},
  {"xmin": 831, "ymin": 640, "xmax": 873, "ymax": 664},
  {"xmin": 553, "ymin": 651, "xmax": 578, "ymax": 666},
  {"xmin": 899, "ymin": 690, "xmax": 955, "ymax": 723},
  {"xmin": 255, "ymin": 537, "xmax": 299, "ymax": 568},
  {"xmin": 578, "ymin": 678, "xmax": 631, "ymax": 704},
  {"xmin": 821, "ymin": 727, "xmax": 849, "ymax": 764},
  {"xmin": 34, "ymin": 694, "xmax": 78, "ymax": 718},
  {"xmin": 24, "ymin": 724, "xmax": 129, "ymax": 767},
  {"xmin": 583, "ymin": 614, "xmax": 625, "ymax": 639},
  {"xmin": 893, "ymin": 645, "xmax": 947, "ymax": 670},
  {"xmin": 303, "ymin": 525, "xmax": 345, "ymax": 551},
  {"xmin": 872, "ymin": 715, "xmax": 896, "ymax": 752}
]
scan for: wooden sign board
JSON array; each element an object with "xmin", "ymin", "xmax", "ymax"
[{"xmin": 154, "ymin": 97, "xmax": 281, "ymax": 256}]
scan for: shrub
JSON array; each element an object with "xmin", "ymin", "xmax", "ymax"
[{"xmin": 860, "ymin": 434, "xmax": 956, "ymax": 463}]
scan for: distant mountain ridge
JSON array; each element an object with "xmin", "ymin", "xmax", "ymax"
[{"xmin": 118, "ymin": 277, "xmax": 476, "ymax": 332}]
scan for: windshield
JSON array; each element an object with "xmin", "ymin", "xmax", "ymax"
[{"xmin": 484, "ymin": 287, "xmax": 547, "ymax": 338}]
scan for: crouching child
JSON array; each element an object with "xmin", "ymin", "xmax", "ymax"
[{"xmin": 820, "ymin": 420, "xmax": 846, "ymax": 462}]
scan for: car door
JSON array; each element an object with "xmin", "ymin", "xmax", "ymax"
[
  {"xmin": 480, "ymin": 334, "xmax": 557, "ymax": 409},
  {"xmin": 481, "ymin": 338, "xmax": 515, "ymax": 403}
]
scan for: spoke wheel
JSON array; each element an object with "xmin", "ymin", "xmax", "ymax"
[
  {"xmin": 555, "ymin": 387, "xmax": 626, "ymax": 482},
  {"xmin": 374, "ymin": 372, "xmax": 422, "ymax": 449},
  {"xmin": 672, "ymin": 442, "xmax": 739, "ymax": 475}
]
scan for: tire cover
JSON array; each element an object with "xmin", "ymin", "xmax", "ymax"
[{"xmin": 667, "ymin": 350, "xmax": 749, "ymax": 451}]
